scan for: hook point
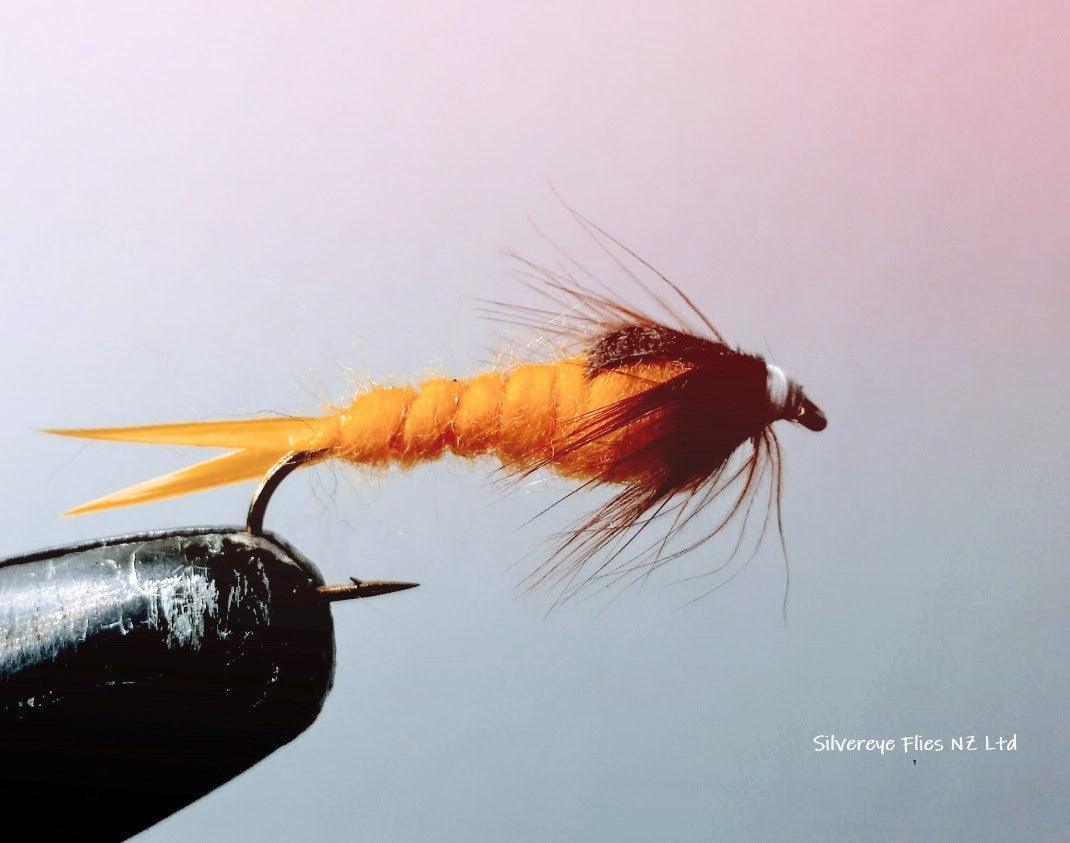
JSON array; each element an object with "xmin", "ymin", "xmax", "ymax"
[{"xmin": 317, "ymin": 578, "xmax": 420, "ymax": 601}]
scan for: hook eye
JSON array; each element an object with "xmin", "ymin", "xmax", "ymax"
[{"xmin": 796, "ymin": 397, "xmax": 827, "ymax": 431}]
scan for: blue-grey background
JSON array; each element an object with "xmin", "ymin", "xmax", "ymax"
[{"xmin": 2, "ymin": 3, "xmax": 1067, "ymax": 840}]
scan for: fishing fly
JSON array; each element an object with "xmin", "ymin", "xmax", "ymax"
[{"xmin": 47, "ymin": 211, "xmax": 826, "ymax": 603}]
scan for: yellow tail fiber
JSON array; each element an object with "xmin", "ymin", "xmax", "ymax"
[
  {"xmin": 45, "ymin": 416, "xmax": 324, "ymax": 449},
  {"xmin": 49, "ymin": 416, "xmax": 333, "ymax": 516}
]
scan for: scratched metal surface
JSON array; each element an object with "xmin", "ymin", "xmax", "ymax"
[{"xmin": 0, "ymin": 531, "xmax": 285, "ymax": 679}]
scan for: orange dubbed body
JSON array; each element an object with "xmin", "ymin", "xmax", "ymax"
[{"xmin": 335, "ymin": 358, "xmax": 685, "ymax": 477}]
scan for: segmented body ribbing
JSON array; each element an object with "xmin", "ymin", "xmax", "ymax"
[{"xmin": 329, "ymin": 358, "xmax": 685, "ymax": 480}]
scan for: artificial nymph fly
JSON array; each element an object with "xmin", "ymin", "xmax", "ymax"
[{"xmin": 48, "ymin": 224, "xmax": 826, "ymax": 600}]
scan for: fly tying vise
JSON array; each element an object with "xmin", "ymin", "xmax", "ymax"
[
  {"xmin": 0, "ymin": 455, "xmax": 416, "ymax": 839},
  {"xmin": 47, "ymin": 220, "xmax": 827, "ymax": 600}
]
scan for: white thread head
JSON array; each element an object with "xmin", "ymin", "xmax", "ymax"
[{"xmin": 766, "ymin": 364, "xmax": 791, "ymax": 415}]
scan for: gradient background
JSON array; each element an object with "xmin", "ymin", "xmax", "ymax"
[{"xmin": 3, "ymin": 3, "xmax": 1067, "ymax": 840}]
